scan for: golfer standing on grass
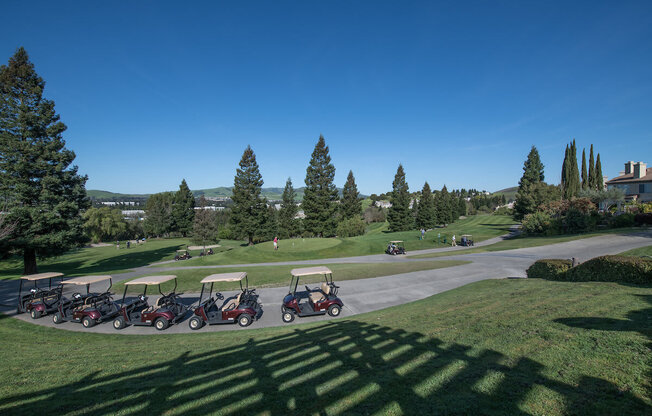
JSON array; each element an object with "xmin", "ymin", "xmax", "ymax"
[
  {"xmin": 452, "ymin": 234, "xmax": 456, "ymax": 246},
  {"xmin": 273, "ymin": 236, "xmax": 278, "ymax": 250}
]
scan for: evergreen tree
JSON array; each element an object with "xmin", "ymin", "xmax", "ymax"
[
  {"xmin": 569, "ymin": 139, "xmax": 580, "ymax": 197},
  {"xmin": 303, "ymin": 135, "xmax": 339, "ymax": 237},
  {"xmin": 561, "ymin": 144, "xmax": 569, "ymax": 191},
  {"xmin": 278, "ymin": 177, "xmax": 299, "ymax": 238},
  {"xmin": 144, "ymin": 192, "xmax": 175, "ymax": 237},
  {"xmin": 595, "ymin": 153, "xmax": 604, "ymax": 190},
  {"xmin": 437, "ymin": 185, "xmax": 453, "ymax": 226},
  {"xmin": 387, "ymin": 164, "xmax": 412, "ymax": 231},
  {"xmin": 83, "ymin": 207, "xmax": 127, "ymax": 243},
  {"xmin": 415, "ymin": 182, "xmax": 436, "ymax": 229},
  {"xmin": 0, "ymin": 47, "xmax": 89, "ymax": 274},
  {"xmin": 561, "ymin": 140, "xmax": 580, "ymax": 199},
  {"xmin": 581, "ymin": 149, "xmax": 588, "ymax": 190},
  {"xmin": 192, "ymin": 196, "xmax": 219, "ymax": 249},
  {"xmin": 520, "ymin": 146, "xmax": 545, "ymax": 185},
  {"xmin": 173, "ymin": 179, "xmax": 195, "ymax": 237},
  {"xmin": 458, "ymin": 197, "xmax": 467, "ymax": 217},
  {"xmin": 340, "ymin": 170, "xmax": 362, "ymax": 220},
  {"xmin": 514, "ymin": 146, "xmax": 546, "ymax": 219},
  {"xmin": 588, "ymin": 144, "xmax": 596, "ymax": 189},
  {"xmin": 231, "ymin": 146, "xmax": 267, "ymax": 245}
]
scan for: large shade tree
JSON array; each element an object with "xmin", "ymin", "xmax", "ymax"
[
  {"xmin": 0, "ymin": 47, "xmax": 89, "ymax": 274},
  {"xmin": 303, "ymin": 135, "xmax": 338, "ymax": 237},
  {"xmin": 231, "ymin": 146, "xmax": 267, "ymax": 245}
]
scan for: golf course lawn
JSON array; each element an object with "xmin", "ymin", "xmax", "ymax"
[
  {"xmin": 114, "ymin": 260, "xmax": 471, "ymax": 294},
  {"xmin": 619, "ymin": 244, "xmax": 652, "ymax": 257},
  {"xmin": 0, "ymin": 279, "xmax": 649, "ymax": 415}
]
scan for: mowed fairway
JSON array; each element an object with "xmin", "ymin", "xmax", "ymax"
[{"xmin": 0, "ymin": 279, "xmax": 649, "ymax": 415}]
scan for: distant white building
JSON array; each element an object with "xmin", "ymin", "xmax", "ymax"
[
  {"xmin": 194, "ymin": 206, "xmax": 224, "ymax": 211},
  {"xmin": 374, "ymin": 200, "xmax": 391, "ymax": 209}
]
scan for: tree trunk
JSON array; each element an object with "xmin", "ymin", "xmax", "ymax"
[
  {"xmin": 248, "ymin": 235, "xmax": 254, "ymax": 246},
  {"xmin": 23, "ymin": 248, "xmax": 38, "ymax": 275}
]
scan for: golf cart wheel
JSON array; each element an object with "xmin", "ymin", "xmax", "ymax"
[
  {"xmin": 30, "ymin": 309, "xmax": 41, "ymax": 320},
  {"xmin": 282, "ymin": 311, "xmax": 295, "ymax": 323},
  {"xmin": 154, "ymin": 317, "xmax": 169, "ymax": 331},
  {"xmin": 53, "ymin": 312, "xmax": 63, "ymax": 324},
  {"xmin": 328, "ymin": 305, "xmax": 341, "ymax": 317},
  {"xmin": 113, "ymin": 317, "xmax": 126, "ymax": 330},
  {"xmin": 238, "ymin": 313, "xmax": 252, "ymax": 327},
  {"xmin": 189, "ymin": 316, "xmax": 204, "ymax": 330},
  {"xmin": 82, "ymin": 316, "xmax": 96, "ymax": 328}
]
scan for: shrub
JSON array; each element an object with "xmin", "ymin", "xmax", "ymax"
[
  {"xmin": 565, "ymin": 255, "xmax": 652, "ymax": 284},
  {"xmin": 610, "ymin": 213, "xmax": 635, "ymax": 228},
  {"xmin": 526, "ymin": 259, "xmax": 572, "ymax": 280},
  {"xmin": 561, "ymin": 208, "xmax": 598, "ymax": 233},
  {"xmin": 336, "ymin": 217, "xmax": 366, "ymax": 237},
  {"xmin": 522, "ymin": 211, "xmax": 557, "ymax": 235},
  {"xmin": 363, "ymin": 206, "xmax": 386, "ymax": 223},
  {"xmin": 634, "ymin": 213, "xmax": 652, "ymax": 226},
  {"xmin": 217, "ymin": 228, "xmax": 233, "ymax": 240}
]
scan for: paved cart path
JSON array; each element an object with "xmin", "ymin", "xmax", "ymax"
[{"xmin": 2, "ymin": 230, "xmax": 650, "ymax": 335}]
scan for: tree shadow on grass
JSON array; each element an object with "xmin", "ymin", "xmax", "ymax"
[{"xmin": 0, "ymin": 319, "xmax": 648, "ymax": 415}]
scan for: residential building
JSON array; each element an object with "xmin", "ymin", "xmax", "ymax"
[{"xmin": 606, "ymin": 161, "xmax": 652, "ymax": 202}]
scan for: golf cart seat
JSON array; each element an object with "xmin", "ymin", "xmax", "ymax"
[
  {"xmin": 222, "ymin": 293, "xmax": 242, "ymax": 311},
  {"xmin": 310, "ymin": 283, "xmax": 330, "ymax": 303}
]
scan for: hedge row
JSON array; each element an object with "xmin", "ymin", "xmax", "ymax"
[{"xmin": 526, "ymin": 255, "xmax": 652, "ymax": 284}]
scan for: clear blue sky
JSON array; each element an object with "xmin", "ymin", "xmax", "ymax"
[{"xmin": 2, "ymin": 1, "xmax": 651, "ymax": 194}]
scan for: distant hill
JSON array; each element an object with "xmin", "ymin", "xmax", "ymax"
[
  {"xmin": 492, "ymin": 186, "xmax": 518, "ymax": 201},
  {"xmin": 86, "ymin": 190, "xmax": 150, "ymax": 199},
  {"xmin": 87, "ymin": 187, "xmax": 318, "ymax": 201}
]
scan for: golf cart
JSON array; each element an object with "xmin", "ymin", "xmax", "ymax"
[
  {"xmin": 386, "ymin": 240, "xmax": 407, "ymax": 255},
  {"xmin": 113, "ymin": 275, "xmax": 187, "ymax": 331},
  {"xmin": 460, "ymin": 235, "xmax": 474, "ymax": 247},
  {"xmin": 17, "ymin": 272, "xmax": 65, "ymax": 319},
  {"xmin": 189, "ymin": 272, "xmax": 262, "ymax": 329},
  {"xmin": 52, "ymin": 275, "xmax": 120, "ymax": 328},
  {"xmin": 175, "ymin": 250, "xmax": 192, "ymax": 261},
  {"xmin": 281, "ymin": 266, "xmax": 343, "ymax": 323}
]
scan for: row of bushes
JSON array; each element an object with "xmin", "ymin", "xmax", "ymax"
[{"xmin": 526, "ymin": 255, "xmax": 652, "ymax": 284}]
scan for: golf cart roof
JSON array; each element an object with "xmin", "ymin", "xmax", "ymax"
[
  {"xmin": 461, "ymin": 234, "xmax": 473, "ymax": 237},
  {"xmin": 291, "ymin": 266, "xmax": 332, "ymax": 277},
  {"xmin": 62, "ymin": 275, "xmax": 112, "ymax": 285},
  {"xmin": 125, "ymin": 275, "xmax": 177, "ymax": 286},
  {"xmin": 389, "ymin": 240, "xmax": 403, "ymax": 243},
  {"xmin": 200, "ymin": 272, "xmax": 247, "ymax": 283},
  {"xmin": 20, "ymin": 272, "xmax": 64, "ymax": 281},
  {"xmin": 177, "ymin": 249, "xmax": 188, "ymax": 252}
]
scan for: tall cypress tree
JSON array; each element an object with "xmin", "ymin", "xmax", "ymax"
[
  {"xmin": 303, "ymin": 135, "xmax": 338, "ymax": 237},
  {"xmin": 415, "ymin": 182, "xmax": 436, "ymax": 229},
  {"xmin": 570, "ymin": 140, "xmax": 580, "ymax": 197},
  {"xmin": 581, "ymin": 149, "xmax": 588, "ymax": 190},
  {"xmin": 231, "ymin": 146, "xmax": 267, "ymax": 245},
  {"xmin": 0, "ymin": 47, "xmax": 89, "ymax": 274},
  {"xmin": 173, "ymin": 179, "xmax": 195, "ymax": 237},
  {"xmin": 387, "ymin": 164, "xmax": 412, "ymax": 231},
  {"xmin": 340, "ymin": 170, "xmax": 361, "ymax": 220},
  {"xmin": 595, "ymin": 153, "xmax": 604, "ymax": 190},
  {"xmin": 588, "ymin": 144, "xmax": 596, "ymax": 190},
  {"xmin": 561, "ymin": 144, "xmax": 569, "ymax": 191},
  {"xmin": 278, "ymin": 177, "xmax": 299, "ymax": 238}
]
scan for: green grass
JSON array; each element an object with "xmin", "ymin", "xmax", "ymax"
[
  {"xmin": 0, "ymin": 279, "xmax": 649, "ymax": 415},
  {"xmin": 114, "ymin": 260, "xmax": 470, "ymax": 294},
  {"xmin": 155, "ymin": 215, "xmax": 517, "ymax": 267},
  {"xmin": 619, "ymin": 244, "xmax": 652, "ymax": 258},
  {"xmin": 410, "ymin": 227, "xmax": 644, "ymax": 259}
]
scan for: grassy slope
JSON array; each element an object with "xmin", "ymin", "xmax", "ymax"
[
  {"xmin": 619, "ymin": 244, "xmax": 652, "ymax": 257},
  {"xmin": 0, "ymin": 279, "xmax": 649, "ymax": 415},
  {"xmin": 115, "ymin": 260, "xmax": 470, "ymax": 293}
]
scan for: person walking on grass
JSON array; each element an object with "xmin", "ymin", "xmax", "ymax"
[
  {"xmin": 421, "ymin": 228, "xmax": 425, "ymax": 240},
  {"xmin": 452, "ymin": 234, "xmax": 456, "ymax": 247},
  {"xmin": 273, "ymin": 236, "xmax": 278, "ymax": 251}
]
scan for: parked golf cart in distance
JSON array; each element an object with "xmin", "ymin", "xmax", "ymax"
[
  {"xmin": 17, "ymin": 272, "xmax": 65, "ymax": 319},
  {"xmin": 281, "ymin": 266, "xmax": 343, "ymax": 323},
  {"xmin": 460, "ymin": 234, "xmax": 474, "ymax": 246},
  {"xmin": 113, "ymin": 275, "xmax": 187, "ymax": 331},
  {"xmin": 386, "ymin": 240, "xmax": 407, "ymax": 255},
  {"xmin": 189, "ymin": 272, "xmax": 262, "ymax": 329},
  {"xmin": 174, "ymin": 250, "xmax": 192, "ymax": 261},
  {"xmin": 52, "ymin": 275, "xmax": 120, "ymax": 328}
]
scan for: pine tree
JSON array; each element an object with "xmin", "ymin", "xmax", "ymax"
[
  {"xmin": 231, "ymin": 146, "xmax": 267, "ymax": 245},
  {"xmin": 458, "ymin": 197, "xmax": 467, "ymax": 217},
  {"xmin": 278, "ymin": 177, "xmax": 299, "ymax": 238},
  {"xmin": 415, "ymin": 182, "xmax": 436, "ymax": 229},
  {"xmin": 437, "ymin": 185, "xmax": 452, "ymax": 226},
  {"xmin": 144, "ymin": 192, "xmax": 175, "ymax": 237},
  {"xmin": 581, "ymin": 149, "xmax": 588, "ymax": 190},
  {"xmin": 340, "ymin": 170, "xmax": 361, "ymax": 220},
  {"xmin": 0, "ymin": 47, "xmax": 90, "ymax": 274},
  {"xmin": 387, "ymin": 164, "xmax": 412, "ymax": 231},
  {"xmin": 173, "ymin": 179, "xmax": 195, "ymax": 237},
  {"xmin": 514, "ymin": 146, "xmax": 546, "ymax": 219},
  {"xmin": 588, "ymin": 144, "xmax": 596, "ymax": 190},
  {"xmin": 595, "ymin": 153, "xmax": 604, "ymax": 190},
  {"xmin": 303, "ymin": 135, "xmax": 339, "ymax": 237},
  {"xmin": 520, "ymin": 146, "xmax": 545, "ymax": 185},
  {"xmin": 192, "ymin": 196, "xmax": 219, "ymax": 249}
]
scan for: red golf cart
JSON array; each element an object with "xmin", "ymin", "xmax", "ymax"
[
  {"xmin": 386, "ymin": 240, "xmax": 407, "ymax": 255},
  {"xmin": 188, "ymin": 272, "xmax": 262, "ymax": 329},
  {"xmin": 17, "ymin": 272, "xmax": 65, "ymax": 319},
  {"xmin": 52, "ymin": 275, "xmax": 120, "ymax": 328},
  {"xmin": 113, "ymin": 275, "xmax": 187, "ymax": 331},
  {"xmin": 281, "ymin": 266, "xmax": 343, "ymax": 323},
  {"xmin": 175, "ymin": 250, "xmax": 192, "ymax": 261}
]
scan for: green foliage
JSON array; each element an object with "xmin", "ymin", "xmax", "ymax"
[
  {"xmin": 514, "ymin": 182, "xmax": 560, "ymax": 221},
  {"xmin": 192, "ymin": 197, "xmax": 219, "ymax": 247},
  {"xmin": 278, "ymin": 177, "xmax": 299, "ymax": 238},
  {"xmin": 581, "ymin": 149, "xmax": 587, "ymax": 190},
  {"xmin": 340, "ymin": 170, "xmax": 362, "ymax": 220},
  {"xmin": 415, "ymin": 182, "xmax": 436, "ymax": 229},
  {"xmin": 436, "ymin": 185, "xmax": 453, "ymax": 225},
  {"xmin": 526, "ymin": 259, "xmax": 572, "ymax": 279},
  {"xmin": 562, "ymin": 140, "xmax": 580, "ymax": 199},
  {"xmin": 566, "ymin": 256, "xmax": 652, "ymax": 284},
  {"xmin": 303, "ymin": 135, "xmax": 339, "ymax": 237},
  {"xmin": 388, "ymin": 164, "xmax": 412, "ymax": 231},
  {"xmin": 519, "ymin": 145, "xmax": 545, "ymax": 186},
  {"xmin": 588, "ymin": 144, "xmax": 596, "ymax": 190},
  {"xmin": 231, "ymin": 145, "xmax": 268, "ymax": 245},
  {"xmin": 609, "ymin": 213, "xmax": 635, "ymax": 228},
  {"xmin": 83, "ymin": 207, "xmax": 127, "ymax": 243},
  {"xmin": 363, "ymin": 206, "xmax": 386, "ymax": 223},
  {"xmin": 595, "ymin": 153, "xmax": 603, "ymax": 190},
  {"xmin": 172, "ymin": 179, "xmax": 195, "ymax": 237},
  {"xmin": 336, "ymin": 216, "xmax": 367, "ymax": 237},
  {"xmin": 0, "ymin": 47, "xmax": 90, "ymax": 274},
  {"xmin": 521, "ymin": 211, "xmax": 556, "ymax": 235},
  {"xmin": 457, "ymin": 196, "xmax": 467, "ymax": 217},
  {"xmin": 144, "ymin": 192, "xmax": 175, "ymax": 237}
]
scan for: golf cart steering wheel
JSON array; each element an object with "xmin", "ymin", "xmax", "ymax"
[
  {"xmin": 73, "ymin": 292, "xmax": 81, "ymax": 299},
  {"xmin": 216, "ymin": 293, "xmax": 224, "ymax": 300}
]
